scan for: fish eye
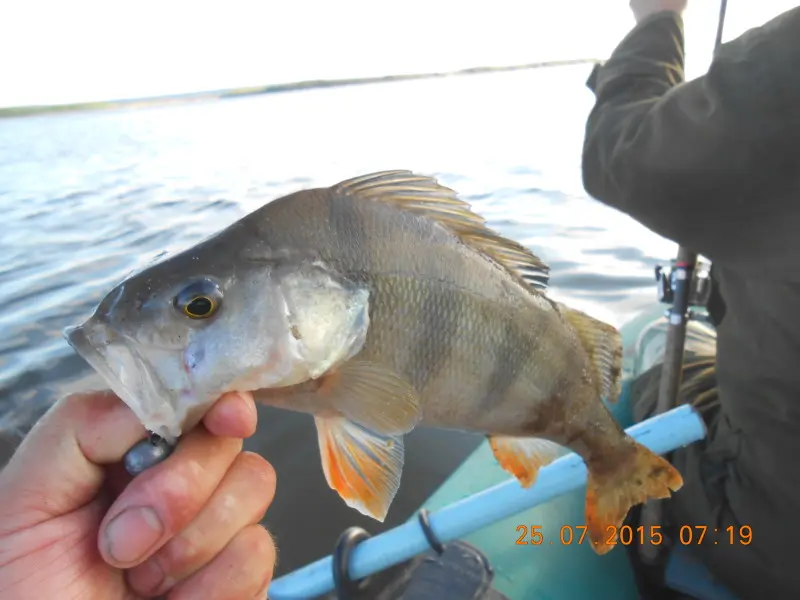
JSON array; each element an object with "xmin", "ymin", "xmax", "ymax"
[{"xmin": 174, "ymin": 279, "xmax": 223, "ymax": 320}]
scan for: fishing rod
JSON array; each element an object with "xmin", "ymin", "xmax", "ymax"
[
  {"xmin": 638, "ymin": 0, "xmax": 728, "ymax": 565},
  {"xmin": 655, "ymin": 0, "xmax": 728, "ymax": 421}
]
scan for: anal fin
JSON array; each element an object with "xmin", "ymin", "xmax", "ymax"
[
  {"xmin": 315, "ymin": 415, "xmax": 404, "ymax": 522},
  {"xmin": 557, "ymin": 303, "xmax": 623, "ymax": 403},
  {"xmin": 488, "ymin": 435, "xmax": 565, "ymax": 487}
]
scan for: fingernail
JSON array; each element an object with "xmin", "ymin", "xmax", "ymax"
[
  {"xmin": 134, "ymin": 558, "xmax": 167, "ymax": 593},
  {"xmin": 105, "ymin": 506, "xmax": 164, "ymax": 564},
  {"xmin": 236, "ymin": 391, "xmax": 255, "ymax": 408},
  {"xmin": 236, "ymin": 392, "xmax": 257, "ymax": 422}
]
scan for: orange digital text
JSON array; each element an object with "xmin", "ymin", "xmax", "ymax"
[
  {"xmin": 515, "ymin": 524, "xmax": 752, "ymax": 547},
  {"xmin": 515, "ymin": 524, "xmax": 663, "ymax": 547}
]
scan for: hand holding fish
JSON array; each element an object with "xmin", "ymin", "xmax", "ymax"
[{"xmin": 0, "ymin": 390, "xmax": 276, "ymax": 599}]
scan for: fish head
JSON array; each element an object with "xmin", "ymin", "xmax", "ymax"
[{"xmin": 65, "ymin": 240, "xmax": 371, "ymax": 441}]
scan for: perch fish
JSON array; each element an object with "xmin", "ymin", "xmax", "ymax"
[{"xmin": 65, "ymin": 170, "xmax": 683, "ymax": 552}]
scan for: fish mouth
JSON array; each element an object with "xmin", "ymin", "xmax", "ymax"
[{"xmin": 64, "ymin": 319, "xmax": 185, "ymax": 441}]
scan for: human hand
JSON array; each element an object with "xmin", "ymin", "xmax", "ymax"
[
  {"xmin": 0, "ymin": 390, "xmax": 277, "ymax": 599},
  {"xmin": 630, "ymin": 0, "xmax": 688, "ymax": 23}
]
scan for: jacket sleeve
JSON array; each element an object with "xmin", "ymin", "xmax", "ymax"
[{"xmin": 582, "ymin": 8, "xmax": 800, "ymax": 273}]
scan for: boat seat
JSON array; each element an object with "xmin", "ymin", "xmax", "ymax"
[{"xmin": 665, "ymin": 546, "xmax": 740, "ymax": 600}]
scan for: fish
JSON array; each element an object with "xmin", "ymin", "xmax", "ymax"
[{"xmin": 65, "ymin": 170, "xmax": 683, "ymax": 553}]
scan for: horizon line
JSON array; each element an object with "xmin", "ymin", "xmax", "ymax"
[{"xmin": 0, "ymin": 57, "xmax": 600, "ymax": 118}]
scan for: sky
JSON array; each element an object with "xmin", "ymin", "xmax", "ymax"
[{"xmin": 0, "ymin": 0, "xmax": 796, "ymax": 108}]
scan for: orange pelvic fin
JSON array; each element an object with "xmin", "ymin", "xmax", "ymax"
[
  {"xmin": 315, "ymin": 415, "xmax": 403, "ymax": 522},
  {"xmin": 585, "ymin": 441, "xmax": 684, "ymax": 555},
  {"xmin": 488, "ymin": 435, "xmax": 565, "ymax": 487}
]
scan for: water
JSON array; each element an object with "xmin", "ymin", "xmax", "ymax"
[{"xmin": 0, "ymin": 63, "xmax": 679, "ymax": 576}]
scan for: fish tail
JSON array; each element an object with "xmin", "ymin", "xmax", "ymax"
[{"xmin": 585, "ymin": 441, "xmax": 683, "ymax": 555}]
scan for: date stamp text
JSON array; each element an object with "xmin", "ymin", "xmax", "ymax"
[{"xmin": 515, "ymin": 524, "xmax": 752, "ymax": 547}]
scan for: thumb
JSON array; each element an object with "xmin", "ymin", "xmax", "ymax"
[{"xmin": 0, "ymin": 391, "xmax": 146, "ymax": 531}]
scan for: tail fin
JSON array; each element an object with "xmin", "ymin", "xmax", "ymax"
[{"xmin": 585, "ymin": 442, "xmax": 683, "ymax": 555}]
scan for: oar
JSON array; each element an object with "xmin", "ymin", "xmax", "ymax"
[{"xmin": 638, "ymin": 0, "xmax": 728, "ymax": 565}]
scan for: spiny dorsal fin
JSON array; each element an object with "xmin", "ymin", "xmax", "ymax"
[
  {"xmin": 332, "ymin": 170, "xmax": 550, "ymax": 291},
  {"xmin": 555, "ymin": 302, "xmax": 622, "ymax": 403}
]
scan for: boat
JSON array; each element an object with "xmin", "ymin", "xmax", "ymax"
[{"xmin": 267, "ymin": 301, "xmax": 739, "ymax": 600}]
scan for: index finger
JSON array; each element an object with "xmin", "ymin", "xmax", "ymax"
[{"xmin": 201, "ymin": 391, "xmax": 258, "ymax": 440}]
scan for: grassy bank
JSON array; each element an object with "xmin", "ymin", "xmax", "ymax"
[{"xmin": 0, "ymin": 58, "xmax": 599, "ymax": 119}]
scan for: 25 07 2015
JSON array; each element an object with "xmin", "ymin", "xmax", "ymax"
[{"xmin": 515, "ymin": 525, "xmax": 665, "ymax": 546}]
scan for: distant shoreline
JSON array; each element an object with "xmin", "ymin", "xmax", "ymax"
[{"xmin": 0, "ymin": 58, "xmax": 599, "ymax": 119}]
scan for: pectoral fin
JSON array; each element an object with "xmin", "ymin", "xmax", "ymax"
[
  {"xmin": 488, "ymin": 435, "xmax": 565, "ymax": 487},
  {"xmin": 319, "ymin": 360, "xmax": 422, "ymax": 436},
  {"xmin": 315, "ymin": 415, "xmax": 404, "ymax": 521}
]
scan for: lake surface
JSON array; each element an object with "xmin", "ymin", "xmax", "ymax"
[{"xmin": 0, "ymin": 64, "xmax": 679, "ymax": 577}]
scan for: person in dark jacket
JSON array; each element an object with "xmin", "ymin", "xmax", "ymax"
[{"xmin": 582, "ymin": 2, "xmax": 800, "ymax": 599}]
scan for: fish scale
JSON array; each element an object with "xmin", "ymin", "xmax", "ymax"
[{"xmin": 351, "ymin": 266, "xmax": 564, "ymax": 433}]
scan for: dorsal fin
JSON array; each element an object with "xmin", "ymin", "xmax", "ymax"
[
  {"xmin": 332, "ymin": 170, "xmax": 550, "ymax": 292},
  {"xmin": 555, "ymin": 303, "xmax": 622, "ymax": 403}
]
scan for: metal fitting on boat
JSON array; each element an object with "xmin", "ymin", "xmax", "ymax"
[
  {"xmin": 417, "ymin": 509, "xmax": 446, "ymax": 555},
  {"xmin": 332, "ymin": 527, "xmax": 373, "ymax": 599}
]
